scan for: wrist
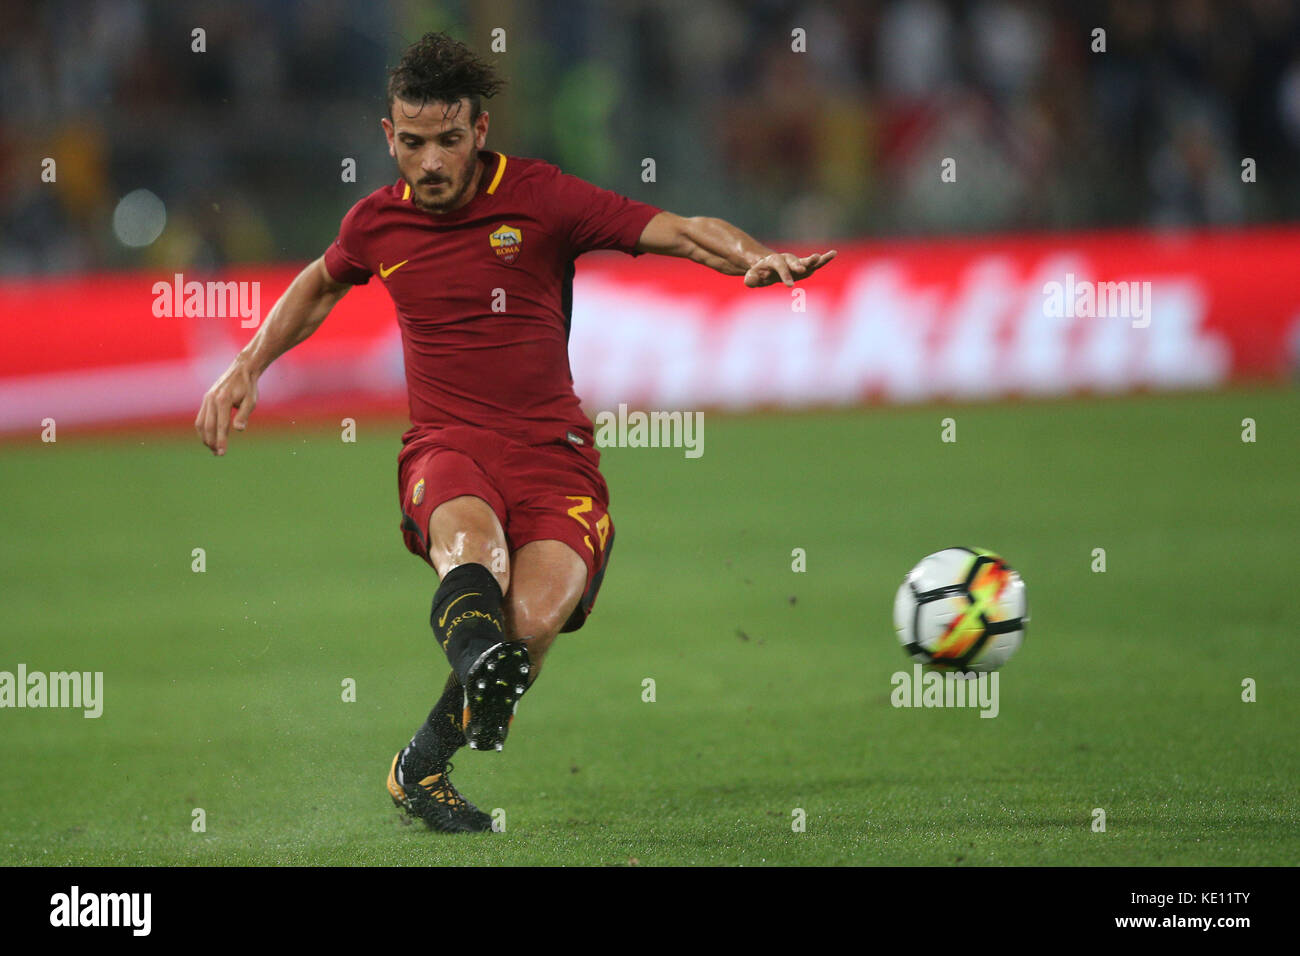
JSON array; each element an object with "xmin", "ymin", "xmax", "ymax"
[{"xmin": 236, "ymin": 347, "xmax": 266, "ymax": 377}]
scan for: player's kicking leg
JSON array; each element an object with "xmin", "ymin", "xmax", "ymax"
[
  {"xmin": 388, "ymin": 496, "xmax": 586, "ymax": 831},
  {"xmin": 389, "ymin": 494, "xmax": 513, "ymax": 830},
  {"xmin": 423, "ymin": 495, "xmax": 527, "ymax": 753}
]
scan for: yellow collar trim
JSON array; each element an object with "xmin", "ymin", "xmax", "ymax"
[{"xmin": 486, "ymin": 152, "xmax": 506, "ymax": 195}]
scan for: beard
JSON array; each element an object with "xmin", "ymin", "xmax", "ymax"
[{"xmin": 409, "ymin": 163, "xmax": 476, "ymax": 213}]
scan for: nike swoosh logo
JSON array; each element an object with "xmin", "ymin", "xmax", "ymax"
[
  {"xmin": 438, "ymin": 592, "xmax": 480, "ymax": 629},
  {"xmin": 379, "ymin": 259, "xmax": 409, "ymax": 278}
]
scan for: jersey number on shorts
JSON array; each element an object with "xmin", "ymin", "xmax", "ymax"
[{"xmin": 565, "ymin": 495, "xmax": 611, "ymax": 555}]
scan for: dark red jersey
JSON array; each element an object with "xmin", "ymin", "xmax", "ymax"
[{"xmin": 323, "ymin": 150, "xmax": 661, "ymax": 447}]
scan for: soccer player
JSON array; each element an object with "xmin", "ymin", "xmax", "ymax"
[{"xmin": 195, "ymin": 32, "xmax": 835, "ymax": 833}]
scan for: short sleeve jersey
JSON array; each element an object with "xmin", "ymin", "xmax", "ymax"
[{"xmin": 323, "ymin": 150, "xmax": 662, "ymax": 447}]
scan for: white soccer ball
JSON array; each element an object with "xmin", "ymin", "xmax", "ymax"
[{"xmin": 893, "ymin": 548, "xmax": 1028, "ymax": 672}]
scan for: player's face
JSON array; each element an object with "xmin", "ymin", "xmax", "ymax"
[{"xmin": 382, "ymin": 97, "xmax": 489, "ymax": 213}]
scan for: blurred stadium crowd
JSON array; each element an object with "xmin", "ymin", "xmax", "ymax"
[{"xmin": 2, "ymin": 0, "xmax": 1299, "ymax": 276}]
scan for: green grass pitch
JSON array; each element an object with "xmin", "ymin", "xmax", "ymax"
[{"xmin": 1, "ymin": 387, "xmax": 1297, "ymax": 865}]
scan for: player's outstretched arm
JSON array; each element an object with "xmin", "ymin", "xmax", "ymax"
[
  {"xmin": 195, "ymin": 256, "xmax": 351, "ymax": 456},
  {"xmin": 635, "ymin": 211, "xmax": 836, "ymax": 288}
]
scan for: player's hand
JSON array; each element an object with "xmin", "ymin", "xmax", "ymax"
[
  {"xmin": 195, "ymin": 356, "xmax": 260, "ymax": 456},
  {"xmin": 743, "ymin": 249, "xmax": 837, "ymax": 288}
]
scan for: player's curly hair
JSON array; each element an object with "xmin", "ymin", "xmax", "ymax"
[{"xmin": 386, "ymin": 32, "xmax": 506, "ymax": 122}]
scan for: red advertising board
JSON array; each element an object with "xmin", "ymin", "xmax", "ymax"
[{"xmin": 1, "ymin": 227, "xmax": 1295, "ymax": 433}]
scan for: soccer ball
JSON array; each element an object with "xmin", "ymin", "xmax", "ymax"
[{"xmin": 893, "ymin": 547, "xmax": 1028, "ymax": 672}]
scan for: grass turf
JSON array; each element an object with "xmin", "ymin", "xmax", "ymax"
[{"xmin": 1, "ymin": 387, "xmax": 1297, "ymax": 865}]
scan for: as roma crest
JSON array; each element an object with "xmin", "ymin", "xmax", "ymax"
[{"xmin": 489, "ymin": 224, "xmax": 523, "ymax": 264}]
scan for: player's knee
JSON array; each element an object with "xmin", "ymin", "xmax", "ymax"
[
  {"xmin": 427, "ymin": 529, "xmax": 510, "ymax": 590},
  {"xmin": 440, "ymin": 545, "xmax": 510, "ymax": 592},
  {"xmin": 502, "ymin": 541, "xmax": 589, "ymax": 668},
  {"xmin": 427, "ymin": 496, "xmax": 509, "ymax": 583}
]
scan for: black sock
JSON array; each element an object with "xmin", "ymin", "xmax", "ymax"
[
  {"xmin": 430, "ymin": 563, "xmax": 507, "ymax": 683},
  {"xmin": 402, "ymin": 671, "xmax": 466, "ymax": 778}
]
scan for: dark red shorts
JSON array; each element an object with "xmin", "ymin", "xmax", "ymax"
[{"xmin": 397, "ymin": 425, "xmax": 614, "ymax": 633}]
